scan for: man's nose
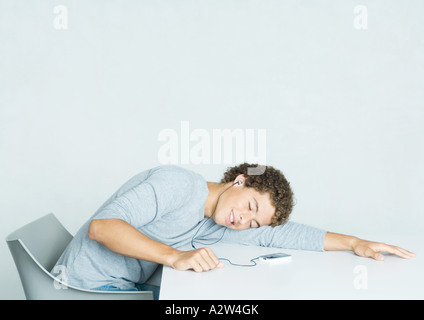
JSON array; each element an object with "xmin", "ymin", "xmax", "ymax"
[{"xmin": 239, "ymin": 212, "xmax": 254, "ymax": 224}]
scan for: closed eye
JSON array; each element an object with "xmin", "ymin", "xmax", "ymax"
[{"xmin": 250, "ymin": 198, "xmax": 260, "ymax": 228}]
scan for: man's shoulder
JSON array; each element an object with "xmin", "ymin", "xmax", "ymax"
[
  {"xmin": 148, "ymin": 165, "xmax": 203, "ymax": 183},
  {"xmin": 146, "ymin": 165, "xmax": 207, "ymax": 214}
]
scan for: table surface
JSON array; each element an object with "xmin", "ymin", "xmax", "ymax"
[{"xmin": 159, "ymin": 235, "xmax": 423, "ymax": 300}]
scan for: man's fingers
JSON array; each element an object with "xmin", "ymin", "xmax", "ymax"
[
  {"xmin": 201, "ymin": 247, "xmax": 223, "ymax": 269},
  {"xmin": 397, "ymin": 246, "xmax": 416, "ymax": 258},
  {"xmin": 363, "ymin": 247, "xmax": 384, "ymax": 260},
  {"xmin": 368, "ymin": 243, "xmax": 416, "ymax": 260},
  {"xmin": 373, "ymin": 251, "xmax": 384, "ymax": 261},
  {"xmin": 392, "ymin": 245, "xmax": 416, "ymax": 258},
  {"xmin": 192, "ymin": 263, "xmax": 203, "ymax": 273},
  {"xmin": 197, "ymin": 248, "xmax": 213, "ymax": 268},
  {"xmin": 379, "ymin": 244, "xmax": 416, "ymax": 259},
  {"xmin": 191, "ymin": 248, "xmax": 223, "ymax": 272}
]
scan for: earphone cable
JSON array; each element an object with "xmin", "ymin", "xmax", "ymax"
[{"xmin": 218, "ymin": 257, "xmax": 259, "ymax": 267}]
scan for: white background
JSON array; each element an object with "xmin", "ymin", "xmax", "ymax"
[{"xmin": 1, "ymin": 0, "xmax": 423, "ymax": 299}]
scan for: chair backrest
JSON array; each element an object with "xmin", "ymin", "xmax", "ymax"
[
  {"xmin": 6, "ymin": 213, "xmax": 153, "ymax": 300},
  {"xmin": 6, "ymin": 213, "xmax": 73, "ymax": 271}
]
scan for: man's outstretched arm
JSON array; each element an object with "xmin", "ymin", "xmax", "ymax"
[{"xmin": 217, "ymin": 220, "xmax": 415, "ymax": 260}]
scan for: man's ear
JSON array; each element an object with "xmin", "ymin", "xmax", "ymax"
[{"xmin": 234, "ymin": 174, "xmax": 246, "ymax": 185}]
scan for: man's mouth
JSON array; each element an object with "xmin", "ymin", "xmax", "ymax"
[{"xmin": 228, "ymin": 209, "xmax": 235, "ymax": 226}]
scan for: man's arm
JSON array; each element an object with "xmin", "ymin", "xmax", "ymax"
[
  {"xmin": 216, "ymin": 220, "xmax": 415, "ymax": 260},
  {"xmin": 324, "ymin": 232, "xmax": 416, "ymax": 260},
  {"xmin": 88, "ymin": 218, "xmax": 223, "ymax": 272}
]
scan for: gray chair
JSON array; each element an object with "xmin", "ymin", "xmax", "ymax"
[{"xmin": 6, "ymin": 213, "xmax": 153, "ymax": 300}]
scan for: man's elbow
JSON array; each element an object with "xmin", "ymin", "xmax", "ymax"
[{"xmin": 88, "ymin": 219, "xmax": 102, "ymax": 242}]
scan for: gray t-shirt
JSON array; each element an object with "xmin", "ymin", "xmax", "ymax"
[{"xmin": 52, "ymin": 165, "xmax": 326, "ymax": 290}]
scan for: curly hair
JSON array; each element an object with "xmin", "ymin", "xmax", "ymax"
[{"xmin": 220, "ymin": 163, "xmax": 294, "ymax": 227}]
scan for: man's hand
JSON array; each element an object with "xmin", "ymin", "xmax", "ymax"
[
  {"xmin": 170, "ymin": 247, "xmax": 224, "ymax": 272},
  {"xmin": 324, "ymin": 232, "xmax": 416, "ymax": 260},
  {"xmin": 350, "ymin": 238, "xmax": 416, "ymax": 261}
]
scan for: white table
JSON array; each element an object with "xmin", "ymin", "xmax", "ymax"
[{"xmin": 159, "ymin": 235, "xmax": 423, "ymax": 300}]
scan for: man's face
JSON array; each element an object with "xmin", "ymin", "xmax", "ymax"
[{"xmin": 211, "ymin": 182, "xmax": 275, "ymax": 230}]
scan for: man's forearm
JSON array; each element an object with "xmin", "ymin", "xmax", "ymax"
[
  {"xmin": 88, "ymin": 218, "xmax": 180, "ymax": 266},
  {"xmin": 87, "ymin": 218, "xmax": 224, "ymax": 272},
  {"xmin": 324, "ymin": 232, "xmax": 358, "ymax": 251}
]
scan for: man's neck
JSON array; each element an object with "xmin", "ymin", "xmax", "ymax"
[{"xmin": 204, "ymin": 181, "xmax": 232, "ymax": 219}]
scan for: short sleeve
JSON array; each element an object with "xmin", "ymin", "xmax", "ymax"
[{"xmin": 93, "ymin": 181, "xmax": 159, "ymax": 227}]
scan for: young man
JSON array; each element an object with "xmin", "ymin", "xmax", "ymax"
[{"xmin": 52, "ymin": 163, "xmax": 415, "ymax": 299}]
